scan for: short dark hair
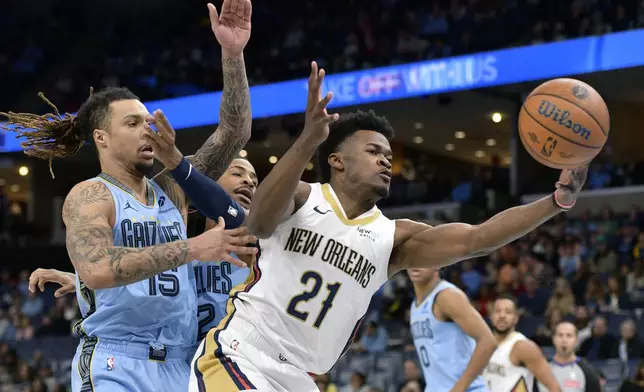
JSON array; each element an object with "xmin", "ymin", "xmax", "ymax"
[
  {"xmin": 317, "ymin": 109, "xmax": 394, "ymax": 182},
  {"xmin": 0, "ymin": 87, "xmax": 138, "ymax": 176},
  {"xmin": 495, "ymin": 294, "xmax": 519, "ymax": 311}
]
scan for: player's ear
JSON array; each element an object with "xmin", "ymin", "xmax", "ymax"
[
  {"xmin": 328, "ymin": 153, "xmax": 344, "ymax": 173},
  {"xmin": 93, "ymin": 128, "xmax": 108, "ymax": 149}
]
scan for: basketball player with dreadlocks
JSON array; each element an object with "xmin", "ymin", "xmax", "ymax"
[
  {"xmin": 0, "ymin": 2, "xmax": 257, "ymax": 391},
  {"xmin": 29, "ymin": 157, "xmax": 259, "ymax": 348},
  {"xmin": 189, "ymin": 61, "xmax": 588, "ymax": 392}
]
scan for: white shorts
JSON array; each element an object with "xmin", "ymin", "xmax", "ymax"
[{"xmin": 189, "ymin": 315, "xmax": 317, "ymax": 392}]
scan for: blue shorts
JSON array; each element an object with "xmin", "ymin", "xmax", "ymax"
[{"xmin": 71, "ymin": 337, "xmax": 191, "ymax": 392}]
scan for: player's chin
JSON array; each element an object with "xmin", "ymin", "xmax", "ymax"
[
  {"xmin": 134, "ymin": 160, "xmax": 155, "ymax": 177},
  {"xmin": 371, "ymin": 182, "xmax": 390, "ymax": 199}
]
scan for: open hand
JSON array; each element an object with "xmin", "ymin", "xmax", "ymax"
[
  {"xmin": 303, "ymin": 61, "xmax": 339, "ymax": 145},
  {"xmin": 554, "ymin": 166, "xmax": 588, "ymax": 210},
  {"xmin": 143, "ymin": 110, "xmax": 183, "ymax": 170},
  {"xmin": 194, "ymin": 217, "xmax": 258, "ymax": 268},
  {"xmin": 29, "ymin": 268, "xmax": 76, "ymax": 298},
  {"xmin": 208, "ymin": 0, "xmax": 251, "ymax": 54}
]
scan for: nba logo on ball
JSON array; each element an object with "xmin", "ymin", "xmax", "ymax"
[
  {"xmin": 106, "ymin": 356, "xmax": 115, "ymax": 371},
  {"xmin": 541, "ymin": 137, "xmax": 557, "ymax": 157}
]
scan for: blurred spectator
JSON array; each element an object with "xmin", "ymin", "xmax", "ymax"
[
  {"xmin": 341, "ymin": 372, "xmax": 370, "ymax": 392},
  {"xmin": 579, "ymin": 316, "xmax": 619, "ymax": 360},
  {"xmin": 546, "ymin": 278, "xmax": 575, "ymax": 317},
  {"xmin": 355, "ymin": 321, "xmax": 388, "ymax": 354},
  {"xmin": 627, "ymin": 260, "xmax": 644, "ymax": 305},
  {"xmin": 20, "ymin": 291, "xmax": 43, "ymax": 319},
  {"xmin": 397, "ymin": 360, "xmax": 425, "ymax": 392},
  {"xmin": 620, "ymin": 361, "xmax": 644, "ymax": 392},
  {"xmin": 574, "ymin": 306, "xmax": 593, "ymax": 348},
  {"xmin": 460, "ymin": 260, "xmax": 482, "ymax": 297},
  {"xmin": 559, "ymin": 241, "xmax": 582, "ymax": 278},
  {"xmin": 518, "ymin": 275, "xmax": 549, "ymax": 316},
  {"xmin": 602, "ymin": 276, "xmax": 632, "ymax": 312},
  {"xmin": 619, "ymin": 319, "xmax": 644, "ymax": 362},
  {"xmin": 594, "ymin": 236, "xmax": 618, "ymax": 274}
]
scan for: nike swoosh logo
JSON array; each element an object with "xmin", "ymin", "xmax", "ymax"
[{"xmin": 313, "ymin": 206, "xmax": 331, "ymax": 215}]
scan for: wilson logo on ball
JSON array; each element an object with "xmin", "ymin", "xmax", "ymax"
[{"xmin": 537, "ymin": 100, "xmax": 591, "ymax": 140}]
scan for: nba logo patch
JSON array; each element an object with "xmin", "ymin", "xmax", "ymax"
[
  {"xmin": 106, "ymin": 356, "xmax": 115, "ymax": 371},
  {"xmin": 227, "ymin": 206, "xmax": 238, "ymax": 217}
]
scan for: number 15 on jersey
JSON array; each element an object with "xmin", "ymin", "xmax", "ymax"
[{"xmin": 286, "ymin": 270, "xmax": 342, "ymax": 329}]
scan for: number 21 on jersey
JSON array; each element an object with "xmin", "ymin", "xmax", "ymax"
[{"xmin": 286, "ymin": 270, "xmax": 342, "ymax": 329}]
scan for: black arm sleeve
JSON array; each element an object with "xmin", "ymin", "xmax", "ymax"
[{"xmin": 578, "ymin": 358, "xmax": 602, "ymax": 392}]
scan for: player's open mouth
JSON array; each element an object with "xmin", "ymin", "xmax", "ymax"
[
  {"xmin": 139, "ymin": 145, "xmax": 154, "ymax": 159},
  {"xmin": 234, "ymin": 187, "xmax": 253, "ymax": 205}
]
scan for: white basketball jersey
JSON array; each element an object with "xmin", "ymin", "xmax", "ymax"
[
  {"xmin": 233, "ymin": 183, "xmax": 395, "ymax": 374},
  {"xmin": 484, "ymin": 332, "xmax": 535, "ymax": 392}
]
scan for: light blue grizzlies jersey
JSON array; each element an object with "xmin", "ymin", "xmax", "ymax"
[
  {"xmin": 194, "ymin": 260, "xmax": 249, "ymax": 341},
  {"xmin": 74, "ymin": 174, "xmax": 197, "ymax": 349},
  {"xmin": 410, "ymin": 280, "xmax": 486, "ymax": 392}
]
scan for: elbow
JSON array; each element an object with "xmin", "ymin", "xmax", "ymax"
[
  {"xmin": 77, "ymin": 269, "xmax": 113, "ymax": 290},
  {"xmin": 246, "ymin": 218, "xmax": 273, "ymax": 239}
]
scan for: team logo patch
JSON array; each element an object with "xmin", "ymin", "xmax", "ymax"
[
  {"xmin": 106, "ymin": 356, "xmax": 115, "ymax": 371},
  {"xmin": 228, "ymin": 205, "xmax": 238, "ymax": 217},
  {"xmin": 357, "ymin": 227, "xmax": 378, "ymax": 242},
  {"xmin": 158, "ymin": 196, "xmax": 166, "ymax": 207}
]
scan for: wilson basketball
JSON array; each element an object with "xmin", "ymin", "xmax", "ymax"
[{"xmin": 518, "ymin": 78, "xmax": 610, "ymax": 169}]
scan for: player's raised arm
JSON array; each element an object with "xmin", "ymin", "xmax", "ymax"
[
  {"xmin": 390, "ymin": 167, "xmax": 587, "ymax": 271},
  {"xmin": 247, "ymin": 62, "xmax": 338, "ymax": 238},
  {"xmin": 436, "ymin": 288, "xmax": 497, "ymax": 392},
  {"xmin": 515, "ymin": 340, "xmax": 561, "ymax": 392},
  {"xmin": 63, "ymin": 181, "xmax": 257, "ymax": 289},
  {"xmin": 191, "ymin": 0, "xmax": 253, "ymax": 180}
]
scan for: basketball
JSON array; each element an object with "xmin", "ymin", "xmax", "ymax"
[{"xmin": 518, "ymin": 78, "xmax": 610, "ymax": 169}]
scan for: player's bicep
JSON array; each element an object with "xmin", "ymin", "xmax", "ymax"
[
  {"xmin": 439, "ymin": 289, "xmax": 493, "ymax": 341},
  {"xmin": 516, "ymin": 340, "xmax": 558, "ymax": 389},
  {"xmin": 391, "ymin": 220, "xmax": 474, "ymax": 271},
  {"xmin": 62, "ymin": 182, "xmax": 115, "ymax": 286}
]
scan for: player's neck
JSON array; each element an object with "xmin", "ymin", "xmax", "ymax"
[
  {"xmin": 494, "ymin": 329, "xmax": 515, "ymax": 343},
  {"xmin": 100, "ymin": 160, "xmax": 147, "ymax": 197},
  {"xmin": 328, "ymin": 181, "xmax": 376, "ymax": 219},
  {"xmin": 553, "ymin": 353, "xmax": 577, "ymax": 364},
  {"xmin": 413, "ymin": 278, "xmax": 442, "ymax": 306}
]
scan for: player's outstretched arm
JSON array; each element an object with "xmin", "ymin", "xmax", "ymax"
[
  {"xmin": 437, "ymin": 288, "xmax": 497, "ymax": 392},
  {"xmin": 63, "ymin": 181, "xmax": 258, "ymax": 289},
  {"xmin": 390, "ymin": 167, "xmax": 587, "ymax": 271},
  {"xmin": 29, "ymin": 268, "xmax": 76, "ymax": 297},
  {"xmin": 247, "ymin": 61, "xmax": 338, "ymax": 238},
  {"xmin": 190, "ymin": 0, "xmax": 253, "ymax": 181},
  {"xmin": 515, "ymin": 340, "xmax": 561, "ymax": 392}
]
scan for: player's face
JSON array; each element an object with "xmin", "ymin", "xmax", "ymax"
[
  {"xmin": 337, "ymin": 130, "xmax": 392, "ymax": 199},
  {"xmin": 553, "ymin": 323, "xmax": 578, "ymax": 356},
  {"xmin": 407, "ymin": 268, "xmax": 437, "ymax": 285},
  {"xmin": 490, "ymin": 299, "xmax": 518, "ymax": 334},
  {"xmin": 217, "ymin": 159, "xmax": 258, "ymax": 210},
  {"xmin": 96, "ymin": 100, "xmax": 154, "ymax": 176}
]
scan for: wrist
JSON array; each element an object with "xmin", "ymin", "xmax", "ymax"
[
  {"xmin": 170, "ymin": 156, "xmax": 192, "ymax": 180},
  {"xmin": 222, "ymin": 48, "xmax": 244, "ymax": 59},
  {"xmin": 553, "ymin": 190, "xmax": 575, "ymax": 211},
  {"xmin": 166, "ymin": 148, "xmax": 184, "ymax": 170}
]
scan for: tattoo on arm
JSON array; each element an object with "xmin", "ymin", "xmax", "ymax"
[
  {"xmin": 153, "ymin": 170, "xmax": 188, "ymax": 222},
  {"xmin": 191, "ymin": 54, "xmax": 251, "ymax": 180},
  {"xmin": 63, "ymin": 181, "xmax": 191, "ymax": 288}
]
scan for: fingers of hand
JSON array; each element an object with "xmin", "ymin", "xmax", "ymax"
[
  {"xmin": 227, "ymin": 226, "xmax": 250, "ymax": 237},
  {"xmin": 244, "ymin": 0, "xmax": 252, "ymax": 20},
  {"xmin": 221, "ymin": 0, "xmax": 232, "ymax": 14},
  {"xmin": 229, "ymin": 233, "xmax": 258, "ymax": 246},
  {"xmin": 227, "ymin": 244, "xmax": 258, "ymax": 256},
  {"xmin": 221, "ymin": 254, "xmax": 246, "ymax": 267}
]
